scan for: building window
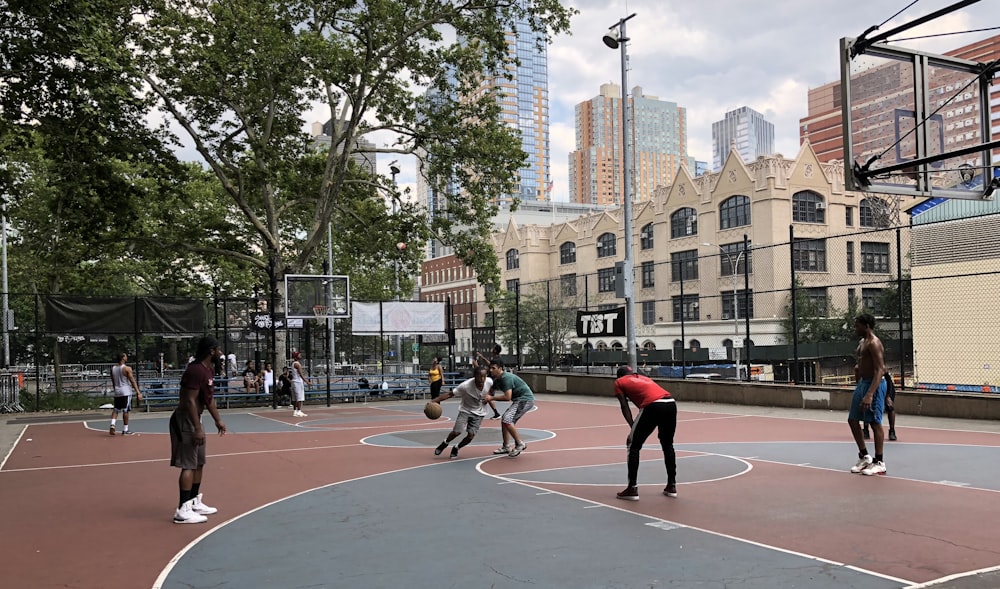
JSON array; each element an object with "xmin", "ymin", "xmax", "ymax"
[
  {"xmin": 719, "ymin": 242, "xmax": 752, "ymax": 275},
  {"xmin": 848, "ymin": 288, "xmax": 856, "ymax": 307},
  {"xmin": 597, "ymin": 267, "xmax": 615, "ymax": 292},
  {"xmin": 689, "ymin": 339, "xmax": 701, "ymax": 350},
  {"xmin": 560, "ymin": 273, "xmax": 577, "ymax": 297},
  {"xmin": 792, "ymin": 190, "xmax": 826, "ymax": 223},
  {"xmin": 673, "ymin": 339, "xmax": 683, "ymax": 356},
  {"xmin": 792, "ymin": 238, "xmax": 827, "ymax": 272},
  {"xmin": 670, "ymin": 207, "xmax": 698, "ymax": 238},
  {"xmin": 847, "ymin": 241, "xmax": 855, "ymax": 273},
  {"xmin": 860, "ymin": 197, "xmax": 889, "ymax": 228},
  {"xmin": 719, "ymin": 195, "xmax": 750, "ymax": 229},
  {"xmin": 861, "ymin": 242, "xmax": 890, "ymax": 273},
  {"xmin": 641, "ymin": 261, "xmax": 655, "ymax": 288},
  {"xmin": 845, "ymin": 206, "xmax": 854, "ymax": 227},
  {"xmin": 505, "ymin": 248, "xmax": 519, "ymax": 270},
  {"xmin": 804, "ymin": 287, "xmax": 828, "ymax": 313},
  {"xmin": 641, "ymin": 300, "xmax": 656, "ymax": 325},
  {"xmin": 506, "ymin": 279, "xmax": 519, "ymax": 293},
  {"xmin": 671, "ymin": 250, "xmax": 699, "ymax": 281},
  {"xmin": 640, "ymin": 223, "xmax": 654, "ymax": 250},
  {"xmin": 560, "ymin": 241, "xmax": 576, "ymax": 264},
  {"xmin": 722, "ymin": 290, "xmax": 754, "ymax": 320},
  {"xmin": 596, "ymin": 232, "xmax": 617, "ymax": 258},
  {"xmin": 861, "ymin": 288, "xmax": 882, "ymax": 311},
  {"xmin": 671, "ymin": 295, "xmax": 700, "ymax": 321}
]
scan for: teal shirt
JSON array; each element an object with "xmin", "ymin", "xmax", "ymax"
[{"xmin": 492, "ymin": 371, "xmax": 534, "ymax": 401}]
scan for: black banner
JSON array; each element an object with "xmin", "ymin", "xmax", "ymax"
[{"xmin": 576, "ymin": 307, "xmax": 626, "ymax": 337}]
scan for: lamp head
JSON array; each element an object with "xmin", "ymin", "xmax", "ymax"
[
  {"xmin": 389, "ymin": 160, "xmax": 400, "ymax": 176},
  {"xmin": 602, "ymin": 27, "xmax": 620, "ymax": 49}
]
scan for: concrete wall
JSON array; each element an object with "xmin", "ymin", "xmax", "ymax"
[{"xmin": 520, "ymin": 370, "xmax": 1000, "ymax": 421}]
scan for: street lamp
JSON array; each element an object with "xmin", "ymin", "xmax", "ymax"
[
  {"xmin": 703, "ymin": 242, "xmax": 746, "ymax": 379},
  {"xmin": 604, "ymin": 13, "xmax": 638, "ymax": 371},
  {"xmin": 389, "ymin": 160, "xmax": 401, "ymax": 372}
]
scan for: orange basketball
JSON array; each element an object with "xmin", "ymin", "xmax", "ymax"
[{"xmin": 424, "ymin": 401, "xmax": 442, "ymax": 420}]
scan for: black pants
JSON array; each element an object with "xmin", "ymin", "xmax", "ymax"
[
  {"xmin": 627, "ymin": 400, "xmax": 677, "ymax": 487},
  {"xmin": 430, "ymin": 380, "xmax": 443, "ymax": 398}
]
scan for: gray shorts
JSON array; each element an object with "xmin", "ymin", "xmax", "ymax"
[
  {"xmin": 452, "ymin": 411, "xmax": 485, "ymax": 436},
  {"xmin": 292, "ymin": 381, "xmax": 305, "ymax": 402},
  {"xmin": 502, "ymin": 399, "xmax": 534, "ymax": 425},
  {"xmin": 169, "ymin": 410, "xmax": 206, "ymax": 470}
]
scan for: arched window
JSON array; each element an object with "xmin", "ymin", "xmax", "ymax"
[
  {"xmin": 611, "ymin": 341, "xmax": 623, "ymax": 351},
  {"xmin": 670, "ymin": 207, "xmax": 698, "ymax": 238},
  {"xmin": 689, "ymin": 338, "xmax": 701, "ymax": 350},
  {"xmin": 640, "ymin": 223, "xmax": 654, "ymax": 250},
  {"xmin": 672, "ymin": 339, "xmax": 683, "ymax": 356},
  {"xmin": 860, "ymin": 197, "xmax": 889, "ymax": 228},
  {"xmin": 642, "ymin": 341, "xmax": 656, "ymax": 350},
  {"xmin": 792, "ymin": 190, "xmax": 826, "ymax": 223},
  {"xmin": 722, "ymin": 338, "xmax": 733, "ymax": 348},
  {"xmin": 596, "ymin": 232, "xmax": 617, "ymax": 258},
  {"xmin": 596, "ymin": 341, "xmax": 608, "ymax": 351},
  {"xmin": 505, "ymin": 248, "xmax": 519, "ymax": 270},
  {"xmin": 719, "ymin": 195, "xmax": 750, "ymax": 229},
  {"xmin": 560, "ymin": 241, "xmax": 576, "ymax": 264}
]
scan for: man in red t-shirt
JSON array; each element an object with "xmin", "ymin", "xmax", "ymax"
[
  {"xmin": 613, "ymin": 366, "xmax": 677, "ymax": 501},
  {"xmin": 170, "ymin": 336, "xmax": 227, "ymax": 524}
]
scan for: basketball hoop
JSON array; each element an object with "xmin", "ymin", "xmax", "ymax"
[{"xmin": 312, "ymin": 305, "xmax": 329, "ymax": 321}]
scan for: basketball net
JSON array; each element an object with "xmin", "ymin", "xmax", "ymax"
[{"xmin": 312, "ymin": 304, "xmax": 329, "ymax": 323}]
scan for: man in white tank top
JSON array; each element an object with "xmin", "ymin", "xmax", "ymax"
[
  {"xmin": 290, "ymin": 351, "xmax": 310, "ymax": 417},
  {"xmin": 109, "ymin": 352, "xmax": 142, "ymax": 435}
]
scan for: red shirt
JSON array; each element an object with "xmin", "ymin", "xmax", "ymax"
[
  {"xmin": 614, "ymin": 373, "xmax": 672, "ymax": 408},
  {"xmin": 180, "ymin": 361, "xmax": 215, "ymax": 410}
]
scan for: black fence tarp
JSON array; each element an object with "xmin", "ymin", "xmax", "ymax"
[{"xmin": 44, "ymin": 296, "xmax": 205, "ymax": 335}]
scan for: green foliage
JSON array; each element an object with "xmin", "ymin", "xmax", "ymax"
[
  {"xmin": 492, "ymin": 288, "xmax": 576, "ymax": 366},
  {"xmin": 19, "ymin": 389, "xmax": 106, "ymax": 412},
  {"xmin": 781, "ymin": 278, "xmax": 861, "ymax": 344}
]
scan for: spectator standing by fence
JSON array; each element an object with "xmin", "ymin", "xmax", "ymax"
[
  {"xmin": 428, "ymin": 357, "xmax": 444, "ymax": 400},
  {"xmin": 291, "ymin": 351, "xmax": 310, "ymax": 417},
  {"xmin": 109, "ymin": 352, "xmax": 142, "ymax": 436},
  {"xmin": 259, "ymin": 362, "xmax": 274, "ymax": 397}
]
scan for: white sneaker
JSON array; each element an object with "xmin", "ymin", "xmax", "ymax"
[
  {"xmin": 298, "ymin": 410, "xmax": 307, "ymax": 417},
  {"xmin": 191, "ymin": 493, "xmax": 218, "ymax": 515},
  {"xmin": 173, "ymin": 500, "xmax": 208, "ymax": 524},
  {"xmin": 850, "ymin": 454, "xmax": 873, "ymax": 474},
  {"xmin": 492, "ymin": 445, "xmax": 512, "ymax": 455},
  {"xmin": 292, "ymin": 410, "xmax": 302, "ymax": 417},
  {"xmin": 861, "ymin": 461, "xmax": 887, "ymax": 476}
]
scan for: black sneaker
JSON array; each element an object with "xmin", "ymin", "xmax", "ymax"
[
  {"xmin": 122, "ymin": 430, "xmax": 137, "ymax": 436},
  {"xmin": 888, "ymin": 429, "xmax": 897, "ymax": 441},
  {"xmin": 434, "ymin": 442, "xmax": 448, "ymax": 456},
  {"xmin": 616, "ymin": 486, "xmax": 639, "ymax": 501},
  {"xmin": 490, "ymin": 413, "xmax": 501, "ymax": 420},
  {"xmin": 663, "ymin": 484, "xmax": 678, "ymax": 498},
  {"xmin": 450, "ymin": 447, "xmax": 459, "ymax": 459}
]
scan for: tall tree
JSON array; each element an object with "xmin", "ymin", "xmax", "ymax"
[
  {"xmin": 130, "ymin": 0, "xmax": 576, "ymax": 299},
  {"xmin": 492, "ymin": 288, "xmax": 577, "ymax": 367}
]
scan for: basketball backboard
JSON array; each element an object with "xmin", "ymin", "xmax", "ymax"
[
  {"xmin": 284, "ymin": 274, "xmax": 350, "ymax": 320},
  {"xmin": 840, "ymin": 19, "xmax": 999, "ymax": 200}
]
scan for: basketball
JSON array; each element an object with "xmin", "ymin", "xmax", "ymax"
[{"xmin": 424, "ymin": 401, "xmax": 442, "ymax": 420}]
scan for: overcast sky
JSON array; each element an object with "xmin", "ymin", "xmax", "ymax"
[{"xmin": 538, "ymin": 0, "xmax": 998, "ymax": 202}]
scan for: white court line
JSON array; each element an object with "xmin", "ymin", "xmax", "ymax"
[
  {"xmin": 473, "ymin": 454, "xmax": 914, "ymax": 587},
  {"xmin": 0, "ymin": 423, "xmax": 27, "ymax": 470},
  {"xmin": 904, "ymin": 564, "xmax": 1000, "ymax": 588}
]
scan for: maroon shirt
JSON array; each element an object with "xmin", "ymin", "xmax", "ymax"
[{"xmin": 180, "ymin": 361, "xmax": 215, "ymax": 411}]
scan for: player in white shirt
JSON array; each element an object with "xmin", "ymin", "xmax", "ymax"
[{"xmin": 431, "ymin": 366, "xmax": 493, "ymax": 459}]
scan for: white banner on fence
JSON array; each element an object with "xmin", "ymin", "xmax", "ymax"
[{"xmin": 351, "ymin": 301, "xmax": 447, "ymax": 335}]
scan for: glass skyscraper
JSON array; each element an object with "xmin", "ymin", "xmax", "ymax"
[{"xmin": 712, "ymin": 106, "xmax": 775, "ymax": 171}]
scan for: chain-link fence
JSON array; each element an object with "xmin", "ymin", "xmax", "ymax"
[{"xmin": 469, "ymin": 212, "xmax": 1000, "ymax": 391}]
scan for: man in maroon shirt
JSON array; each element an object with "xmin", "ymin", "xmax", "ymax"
[
  {"xmin": 613, "ymin": 366, "xmax": 678, "ymax": 501},
  {"xmin": 170, "ymin": 336, "xmax": 227, "ymax": 524}
]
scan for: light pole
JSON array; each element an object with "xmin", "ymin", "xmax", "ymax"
[
  {"xmin": 389, "ymin": 160, "xmax": 402, "ymax": 373},
  {"xmin": 603, "ymin": 13, "xmax": 638, "ymax": 371},
  {"xmin": 703, "ymin": 242, "xmax": 745, "ymax": 379}
]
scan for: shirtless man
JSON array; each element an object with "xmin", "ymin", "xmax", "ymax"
[{"xmin": 848, "ymin": 313, "xmax": 888, "ymax": 476}]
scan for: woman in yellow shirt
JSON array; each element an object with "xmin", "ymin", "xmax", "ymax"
[{"xmin": 428, "ymin": 357, "xmax": 444, "ymax": 399}]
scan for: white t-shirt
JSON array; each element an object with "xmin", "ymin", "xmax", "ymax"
[
  {"xmin": 452, "ymin": 377, "xmax": 494, "ymax": 417},
  {"xmin": 262, "ymin": 369, "xmax": 274, "ymax": 394}
]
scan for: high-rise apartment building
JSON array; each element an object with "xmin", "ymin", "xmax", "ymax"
[
  {"xmin": 569, "ymin": 84, "xmax": 690, "ymax": 206},
  {"xmin": 711, "ymin": 106, "xmax": 775, "ymax": 171},
  {"xmin": 799, "ymin": 33, "xmax": 1000, "ymax": 165}
]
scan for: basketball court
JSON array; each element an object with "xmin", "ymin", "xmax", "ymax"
[{"xmin": 3, "ymin": 395, "xmax": 1000, "ymax": 588}]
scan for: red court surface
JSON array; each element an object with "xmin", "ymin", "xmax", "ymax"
[{"xmin": 3, "ymin": 396, "xmax": 1000, "ymax": 588}]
